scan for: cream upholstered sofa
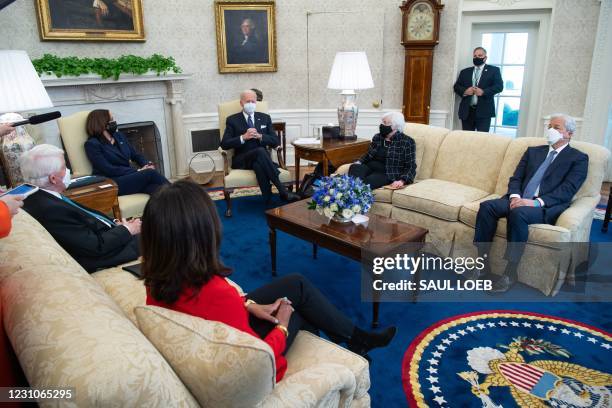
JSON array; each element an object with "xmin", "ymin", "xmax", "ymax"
[
  {"xmin": 57, "ymin": 111, "xmax": 149, "ymax": 219},
  {"xmin": 338, "ymin": 123, "xmax": 610, "ymax": 296},
  {"xmin": 217, "ymin": 100, "xmax": 293, "ymax": 216},
  {"xmin": 0, "ymin": 211, "xmax": 370, "ymax": 407}
]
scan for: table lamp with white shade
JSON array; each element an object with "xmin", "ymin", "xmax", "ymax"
[
  {"xmin": 327, "ymin": 51, "xmax": 374, "ymax": 139},
  {"xmin": 0, "ymin": 50, "xmax": 54, "ymax": 186}
]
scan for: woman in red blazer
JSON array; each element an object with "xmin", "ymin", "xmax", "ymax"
[{"xmin": 141, "ymin": 180, "xmax": 396, "ymax": 382}]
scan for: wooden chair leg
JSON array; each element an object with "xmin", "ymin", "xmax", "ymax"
[
  {"xmin": 224, "ymin": 189, "xmax": 232, "ymax": 217},
  {"xmin": 602, "ymin": 191, "xmax": 612, "ymax": 233}
]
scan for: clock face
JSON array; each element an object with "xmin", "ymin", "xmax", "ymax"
[{"xmin": 406, "ymin": 2, "xmax": 435, "ymax": 41}]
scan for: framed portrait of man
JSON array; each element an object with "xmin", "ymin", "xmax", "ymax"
[
  {"xmin": 215, "ymin": 1, "xmax": 277, "ymax": 73},
  {"xmin": 35, "ymin": 0, "xmax": 145, "ymax": 41}
]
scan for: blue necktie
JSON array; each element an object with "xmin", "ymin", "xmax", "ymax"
[
  {"xmin": 522, "ymin": 150, "xmax": 557, "ymax": 199},
  {"xmin": 61, "ymin": 195, "xmax": 116, "ymax": 227},
  {"xmin": 247, "ymin": 115, "xmax": 254, "ymax": 128}
]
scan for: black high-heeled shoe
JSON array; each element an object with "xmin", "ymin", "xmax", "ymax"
[{"xmin": 347, "ymin": 326, "xmax": 397, "ymax": 356}]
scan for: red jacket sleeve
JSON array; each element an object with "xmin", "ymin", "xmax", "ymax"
[{"xmin": 0, "ymin": 202, "xmax": 11, "ymax": 238}]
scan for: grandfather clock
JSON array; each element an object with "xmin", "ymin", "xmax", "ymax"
[{"xmin": 400, "ymin": 0, "xmax": 443, "ymax": 124}]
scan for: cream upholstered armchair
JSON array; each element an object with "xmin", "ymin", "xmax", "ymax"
[
  {"xmin": 57, "ymin": 111, "xmax": 149, "ymax": 219},
  {"xmin": 218, "ymin": 100, "xmax": 293, "ymax": 217}
]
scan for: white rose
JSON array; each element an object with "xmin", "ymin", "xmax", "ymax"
[
  {"xmin": 352, "ymin": 205, "xmax": 361, "ymax": 213},
  {"xmin": 329, "ymin": 189, "xmax": 335, "ymax": 195},
  {"xmin": 336, "ymin": 192, "xmax": 343, "ymax": 200},
  {"xmin": 323, "ymin": 207, "xmax": 333, "ymax": 218},
  {"xmin": 330, "ymin": 203, "xmax": 338, "ymax": 212},
  {"xmin": 323, "ymin": 196, "xmax": 331, "ymax": 202},
  {"xmin": 342, "ymin": 209, "xmax": 354, "ymax": 219}
]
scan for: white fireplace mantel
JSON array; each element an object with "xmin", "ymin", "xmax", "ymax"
[{"xmin": 39, "ymin": 72, "xmax": 192, "ymax": 178}]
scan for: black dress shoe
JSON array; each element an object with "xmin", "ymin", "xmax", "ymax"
[
  {"xmin": 281, "ymin": 192, "xmax": 301, "ymax": 202},
  {"xmin": 347, "ymin": 326, "xmax": 396, "ymax": 356},
  {"xmin": 488, "ymin": 275, "xmax": 516, "ymax": 293}
]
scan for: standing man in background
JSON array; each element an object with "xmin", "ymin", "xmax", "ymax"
[{"xmin": 454, "ymin": 47, "xmax": 503, "ymax": 132}]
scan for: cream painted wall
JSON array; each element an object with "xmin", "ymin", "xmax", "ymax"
[{"xmin": 0, "ymin": 0, "xmax": 602, "ymax": 126}]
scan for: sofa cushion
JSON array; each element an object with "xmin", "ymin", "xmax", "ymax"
[
  {"xmin": 392, "ymin": 179, "xmax": 490, "ymax": 221},
  {"xmin": 285, "ymin": 331, "xmax": 370, "ymax": 400},
  {"xmin": 92, "ymin": 267, "xmax": 146, "ymax": 326},
  {"xmin": 459, "ymin": 198, "xmax": 572, "ymax": 244},
  {"xmin": 135, "ymin": 305, "xmax": 275, "ymax": 408},
  {"xmin": 118, "ymin": 193, "xmax": 149, "ymax": 219},
  {"xmin": 494, "ymin": 137, "xmax": 544, "ymax": 196},
  {"xmin": 373, "ymin": 187, "xmax": 392, "ymax": 203},
  {"xmin": 225, "ymin": 168, "xmax": 291, "ymax": 189},
  {"xmin": 403, "ymin": 123, "xmax": 448, "ymax": 180},
  {"xmin": 432, "ymin": 130, "xmax": 511, "ymax": 193}
]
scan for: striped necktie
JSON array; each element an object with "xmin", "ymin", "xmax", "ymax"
[
  {"xmin": 471, "ymin": 67, "xmax": 482, "ymax": 106},
  {"xmin": 60, "ymin": 195, "xmax": 116, "ymax": 227},
  {"xmin": 247, "ymin": 114, "xmax": 254, "ymax": 128}
]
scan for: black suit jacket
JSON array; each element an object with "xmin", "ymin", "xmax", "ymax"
[
  {"xmin": 453, "ymin": 65, "xmax": 503, "ymax": 120},
  {"xmin": 506, "ymin": 144, "xmax": 589, "ymax": 224},
  {"xmin": 359, "ymin": 132, "xmax": 417, "ymax": 184},
  {"xmin": 84, "ymin": 131, "xmax": 148, "ymax": 178},
  {"xmin": 23, "ymin": 190, "xmax": 139, "ymax": 272},
  {"xmin": 220, "ymin": 111, "xmax": 279, "ymax": 169}
]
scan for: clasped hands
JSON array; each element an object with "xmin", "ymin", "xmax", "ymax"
[
  {"xmin": 246, "ymin": 297, "xmax": 294, "ymax": 326},
  {"xmin": 464, "ymin": 87, "xmax": 484, "ymax": 96},
  {"xmin": 510, "ymin": 197, "xmax": 537, "ymax": 209},
  {"xmin": 243, "ymin": 127, "xmax": 262, "ymax": 141},
  {"xmin": 117, "ymin": 218, "xmax": 141, "ymax": 235}
]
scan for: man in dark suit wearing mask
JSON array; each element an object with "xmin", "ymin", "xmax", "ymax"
[
  {"xmin": 220, "ymin": 89, "xmax": 299, "ymax": 204},
  {"xmin": 20, "ymin": 144, "xmax": 140, "ymax": 272},
  {"xmin": 473, "ymin": 113, "xmax": 589, "ymax": 292},
  {"xmin": 453, "ymin": 47, "xmax": 504, "ymax": 132}
]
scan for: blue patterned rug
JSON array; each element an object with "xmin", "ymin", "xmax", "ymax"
[{"xmin": 402, "ymin": 311, "xmax": 611, "ymax": 407}]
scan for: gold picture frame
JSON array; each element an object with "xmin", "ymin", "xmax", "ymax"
[
  {"xmin": 35, "ymin": 0, "xmax": 145, "ymax": 42},
  {"xmin": 214, "ymin": 0, "xmax": 277, "ymax": 73}
]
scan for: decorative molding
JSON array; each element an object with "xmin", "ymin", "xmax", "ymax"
[
  {"xmin": 462, "ymin": 0, "xmax": 553, "ymax": 12},
  {"xmin": 40, "ymin": 72, "xmax": 192, "ymax": 87},
  {"xmin": 183, "ymin": 108, "xmax": 449, "ymax": 167}
]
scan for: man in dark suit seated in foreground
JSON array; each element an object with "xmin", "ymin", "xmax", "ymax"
[
  {"xmin": 221, "ymin": 89, "xmax": 299, "ymax": 204},
  {"xmin": 20, "ymin": 144, "xmax": 141, "ymax": 272},
  {"xmin": 474, "ymin": 113, "xmax": 589, "ymax": 292}
]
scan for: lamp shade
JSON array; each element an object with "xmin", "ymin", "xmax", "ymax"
[
  {"xmin": 0, "ymin": 50, "xmax": 53, "ymax": 113},
  {"xmin": 327, "ymin": 51, "xmax": 374, "ymax": 91}
]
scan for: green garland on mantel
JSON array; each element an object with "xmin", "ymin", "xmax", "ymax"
[{"xmin": 32, "ymin": 53, "xmax": 182, "ymax": 81}]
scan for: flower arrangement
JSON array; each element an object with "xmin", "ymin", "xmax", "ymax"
[{"xmin": 308, "ymin": 175, "xmax": 374, "ymax": 221}]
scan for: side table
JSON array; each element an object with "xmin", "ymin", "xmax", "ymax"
[
  {"xmin": 65, "ymin": 178, "xmax": 121, "ymax": 219},
  {"xmin": 292, "ymin": 138, "xmax": 370, "ymax": 189}
]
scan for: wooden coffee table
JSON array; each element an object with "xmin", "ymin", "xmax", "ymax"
[
  {"xmin": 292, "ymin": 138, "xmax": 370, "ymax": 189},
  {"xmin": 265, "ymin": 200, "xmax": 428, "ymax": 327}
]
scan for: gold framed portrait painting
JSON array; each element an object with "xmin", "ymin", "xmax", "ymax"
[
  {"xmin": 215, "ymin": 1, "xmax": 277, "ymax": 73},
  {"xmin": 35, "ymin": 0, "xmax": 145, "ymax": 41}
]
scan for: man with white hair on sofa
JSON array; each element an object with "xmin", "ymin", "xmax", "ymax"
[
  {"xmin": 474, "ymin": 113, "xmax": 589, "ymax": 292},
  {"xmin": 20, "ymin": 144, "xmax": 141, "ymax": 272}
]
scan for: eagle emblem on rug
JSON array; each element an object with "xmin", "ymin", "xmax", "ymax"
[
  {"xmin": 460, "ymin": 337, "xmax": 612, "ymax": 407},
  {"xmin": 402, "ymin": 311, "xmax": 612, "ymax": 408}
]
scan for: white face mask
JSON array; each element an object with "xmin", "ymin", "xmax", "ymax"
[
  {"xmin": 546, "ymin": 127, "xmax": 563, "ymax": 146},
  {"xmin": 62, "ymin": 168, "xmax": 71, "ymax": 188},
  {"xmin": 243, "ymin": 102, "xmax": 256, "ymax": 115}
]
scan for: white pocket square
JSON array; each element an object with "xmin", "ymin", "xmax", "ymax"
[{"xmin": 261, "ymin": 125, "xmax": 267, "ymax": 128}]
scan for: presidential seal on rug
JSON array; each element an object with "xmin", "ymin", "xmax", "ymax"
[{"xmin": 402, "ymin": 311, "xmax": 611, "ymax": 407}]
